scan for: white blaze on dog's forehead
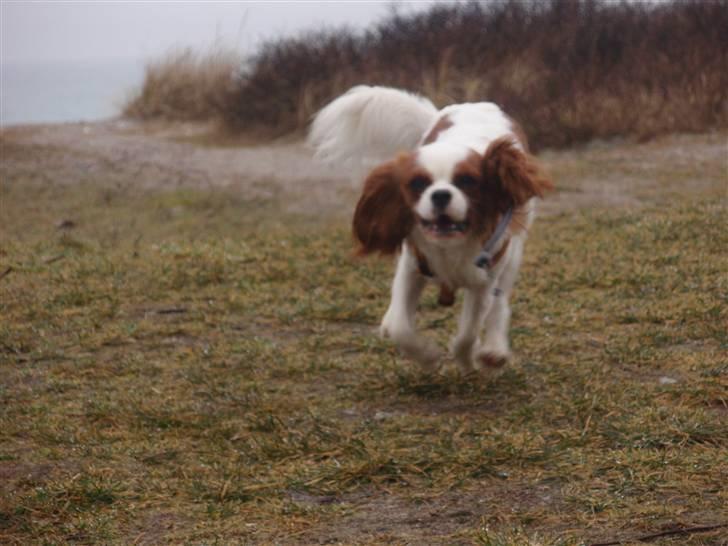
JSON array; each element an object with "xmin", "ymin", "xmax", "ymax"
[{"xmin": 415, "ymin": 142, "xmax": 472, "ymax": 181}]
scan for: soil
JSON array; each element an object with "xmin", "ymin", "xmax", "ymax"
[{"xmin": 3, "ymin": 119, "xmax": 725, "ymax": 220}]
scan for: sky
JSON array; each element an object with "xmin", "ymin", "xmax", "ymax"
[{"xmin": 1, "ymin": 1, "xmax": 438, "ymax": 64}]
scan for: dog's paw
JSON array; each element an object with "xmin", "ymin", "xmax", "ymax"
[
  {"xmin": 378, "ymin": 312, "xmax": 399, "ymax": 339},
  {"xmin": 379, "ymin": 318, "xmax": 443, "ymax": 373},
  {"xmin": 474, "ymin": 349, "xmax": 510, "ymax": 379},
  {"xmin": 408, "ymin": 341, "xmax": 443, "ymax": 375}
]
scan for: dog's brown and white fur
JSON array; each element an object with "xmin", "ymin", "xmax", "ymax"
[{"xmin": 309, "ymin": 86, "xmax": 552, "ymax": 374}]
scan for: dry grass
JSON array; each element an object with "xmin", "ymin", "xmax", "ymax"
[
  {"xmin": 124, "ymin": 0, "xmax": 728, "ymax": 149},
  {"xmin": 123, "ymin": 46, "xmax": 240, "ymax": 122},
  {"xmin": 1, "ymin": 131, "xmax": 726, "ymax": 544}
]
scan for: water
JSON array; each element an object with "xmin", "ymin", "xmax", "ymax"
[{"xmin": 1, "ymin": 59, "xmax": 145, "ymax": 126}]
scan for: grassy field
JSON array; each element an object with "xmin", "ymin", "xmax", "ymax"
[{"xmin": 1, "ymin": 132, "xmax": 727, "ymax": 545}]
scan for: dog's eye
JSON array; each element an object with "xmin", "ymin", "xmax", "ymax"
[
  {"xmin": 454, "ymin": 174, "xmax": 477, "ymax": 189},
  {"xmin": 408, "ymin": 176, "xmax": 430, "ymax": 193}
]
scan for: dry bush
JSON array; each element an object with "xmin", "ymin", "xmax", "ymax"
[
  {"xmin": 123, "ymin": 46, "xmax": 241, "ymax": 122},
  {"xmin": 126, "ymin": 0, "xmax": 727, "ymax": 148},
  {"xmin": 225, "ymin": 0, "xmax": 728, "ymax": 148}
]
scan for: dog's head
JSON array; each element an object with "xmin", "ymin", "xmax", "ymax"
[{"xmin": 353, "ymin": 137, "xmax": 553, "ymax": 255}]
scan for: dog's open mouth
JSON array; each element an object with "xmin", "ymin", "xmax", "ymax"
[{"xmin": 420, "ymin": 215, "xmax": 468, "ymax": 237}]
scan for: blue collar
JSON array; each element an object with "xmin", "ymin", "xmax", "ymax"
[{"xmin": 474, "ymin": 207, "xmax": 513, "ymax": 269}]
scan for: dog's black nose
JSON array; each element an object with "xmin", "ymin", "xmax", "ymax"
[{"xmin": 431, "ymin": 190, "xmax": 451, "ymax": 209}]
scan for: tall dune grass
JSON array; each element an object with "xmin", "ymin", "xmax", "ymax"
[
  {"xmin": 125, "ymin": 0, "xmax": 727, "ymax": 149},
  {"xmin": 123, "ymin": 47, "xmax": 241, "ymax": 122}
]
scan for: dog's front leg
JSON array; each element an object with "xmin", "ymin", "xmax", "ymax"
[
  {"xmin": 475, "ymin": 238, "xmax": 524, "ymax": 375},
  {"xmin": 451, "ymin": 286, "xmax": 493, "ymax": 374},
  {"xmin": 380, "ymin": 246, "xmax": 442, "ymax": 372}
]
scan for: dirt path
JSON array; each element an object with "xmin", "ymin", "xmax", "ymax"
[{"xmin": 2, "ymin": 119, "xmax": 726, "ymax": 217}]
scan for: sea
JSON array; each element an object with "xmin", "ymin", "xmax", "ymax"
[{"xmin": 1, "ymin": 58, "xmax": 145, "ymax": 127}]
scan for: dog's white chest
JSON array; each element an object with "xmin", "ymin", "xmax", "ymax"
[{"xmin": 414, "ymin": 237, "xmax": 494, "ymax": 289}]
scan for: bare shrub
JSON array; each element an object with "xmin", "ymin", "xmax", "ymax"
[{"xmin": 126, "ymin": 0, "xmax": 728, "ymax": 148}]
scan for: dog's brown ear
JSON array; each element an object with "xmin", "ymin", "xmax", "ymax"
[
  {"xmin": 353, "ymin": 160, "xmax": 413, "ymax": 256},
  {"xmin": 481, "ymin": 137, "xmax": 553, "ymax": 212}
]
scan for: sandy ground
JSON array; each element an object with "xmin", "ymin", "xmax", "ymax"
[
  {"xmin": 2, "ymin": 119, "xmax": 353, "ymax": 217},
  {"xmin": 2, "ymin": 119, "xmax": 725, "ymax": 219}
]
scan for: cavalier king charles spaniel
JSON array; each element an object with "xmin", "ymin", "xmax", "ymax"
[{"xmin": 309, "ymin": 86, "xmax": 553, "ymax": 375}]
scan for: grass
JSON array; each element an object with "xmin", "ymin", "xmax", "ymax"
[
  {"xmin": 1, "ymin": 134, "xmax": 726, "ymax": 544},
  {"xmin": 124, "ymin": 0, "xmax": 728, "ymax": 149},
  {"xmin": 123, "ymin": 46, "xmax": 240, "ymax": 122}
]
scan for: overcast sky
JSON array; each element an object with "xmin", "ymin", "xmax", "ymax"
[{"xmin": 1, "ymin": 1, "xmax": 438, "ymax": 64}]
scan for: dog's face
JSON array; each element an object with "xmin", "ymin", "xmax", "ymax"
[
  {"xmin": 353, "ymin": 137, "xmax": 552, "ymax": 255},
  {"xmin": 407, "ymin": 143, "xmax": 472, "ymax": 243}
]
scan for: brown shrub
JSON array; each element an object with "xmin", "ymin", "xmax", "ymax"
[{"xmin": 127, "ymin": 0, "xmax": 728, "ymax": 149}]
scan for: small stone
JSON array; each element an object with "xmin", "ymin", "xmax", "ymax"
[
  {"xmin": 658, "ymin": 376, "xmax": 678, "ymax": 385},
  {"xmin": 374, "ymin": 410, "xmax": 395, "ymax": 421}
]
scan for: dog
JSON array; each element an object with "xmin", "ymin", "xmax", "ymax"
[{"xmin": 309, "ymin": 86, "xmax": 553, "ymax": 375}]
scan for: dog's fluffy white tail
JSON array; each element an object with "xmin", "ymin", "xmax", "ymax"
[{"xmin": 308, "ymin": 85, "xmax": 437, "ymax": 170}]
